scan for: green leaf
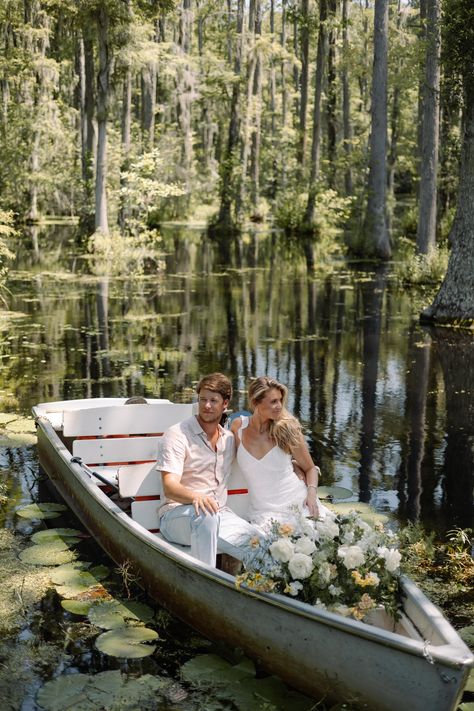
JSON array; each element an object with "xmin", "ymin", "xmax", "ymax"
[
  {"xmin": 16, "ymin": 502, "xmax": 67, "ymax": 520},
  {"xmin": 19, "ymin": 543, "xmax": 76, "ymax": 566},
  {"xmin": 61, "ymin": 599, "xmax": 94, "ymax": 615},
  {"xmin": 31, "ymin": 528, "xmax": 83, "ymax": 543},
  {"xmin": 88, "ymin": 600, "xmax": 154, "ymax": 629},
  {"xmin": 459, "ymin": 625, "xmax": 474, "ymax": 649},
  {"xmin": 36, "ymin": 671, "xmax": 171, "ymax": 711},
  {"xmin": 95, "ymin": 626, "xmax": 159, "ymax": 658},
  {"xmin": 181, "ymin": 654, "xmax": 255, "ymax": 686},
  {"xmin": 5, "ymin": 417, "xmax": 36, "ymax": 433}
]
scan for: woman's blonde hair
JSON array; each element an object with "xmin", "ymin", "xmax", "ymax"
[{"xmin": 248, "ymin": 376, "xmax": 302, "ymax": 454}]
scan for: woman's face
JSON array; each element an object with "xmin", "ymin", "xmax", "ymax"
[{"xmin": 255, "ymin": 387, "xmax": 283, "ymax": 421}]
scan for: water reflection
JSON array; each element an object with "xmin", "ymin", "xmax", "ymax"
[{"xmin": 1, "ymin": 225, "xmax": 473, "ymax": 535}]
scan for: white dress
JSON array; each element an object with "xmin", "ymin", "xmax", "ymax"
[{"xmin": 236, "ymin": 416, "xmax": 328, "ymax": 526}]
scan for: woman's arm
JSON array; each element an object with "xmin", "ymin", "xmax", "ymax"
[{"xmin": 291, "ymin": 437, "xmax": 321, "ymax": 518}]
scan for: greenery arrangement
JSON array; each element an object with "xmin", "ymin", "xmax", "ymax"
[{"xmin": 236, "ymin": 509, "xmax": 402, "ymax": 621}]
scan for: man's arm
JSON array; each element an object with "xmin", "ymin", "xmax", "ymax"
[{"xmin": 161, "ymin": 472, "xmax": 219, "ymax": 516}]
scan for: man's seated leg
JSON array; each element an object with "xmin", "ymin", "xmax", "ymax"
[
  {"xmin": 217, "ymin": 508, "xmax": 259, "ymax": 560},
  {"xmin": 160, "ymin": 504, "xmax": 219, "ymax": 566}
]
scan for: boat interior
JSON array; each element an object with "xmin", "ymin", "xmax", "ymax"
[{"xmin": 33, "ymin": 398, "xmax": 455, "ymax": 645}]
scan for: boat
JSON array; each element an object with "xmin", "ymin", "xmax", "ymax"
[{"xmin": 32, "ymin": 397, "xmax": 473, "ymax": 711}]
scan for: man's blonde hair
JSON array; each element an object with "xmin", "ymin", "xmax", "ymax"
[{"xmin": 248, "ymin": 376, "xmax": 302, "ymax": 454}]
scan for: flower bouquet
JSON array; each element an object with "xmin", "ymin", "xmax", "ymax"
[{"xmin": 236, "ymin": 509, "xmax": 403, "ymax": 621}]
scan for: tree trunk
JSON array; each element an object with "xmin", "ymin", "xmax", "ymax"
[
  {"xmin": 141, "ymin": 62, "xmax": 157, "ymax": 149},
  {"xmin": 304, "ymin": 0, "xmax": 328, "ymax": 228},
  {"xmin": 250, "ymin": 1, "xmax": 263, "ymax": 213},
  {"xmin": 212, "ymin": 0, "xmax": 245, "ymax": 235},
  {"xmin": 326, "ymin": 0, "xmax": 338, "ymax": 189},
  {"xmin": 122, "ymin": 68, "xmax": 132, "ymax": 153},
  {"xmin": 416, "ymin": 0, "xmax": 441, "ymax": 255},
  {"xmin": 421, "ymin": 80, "xmax": 474, "ymax": 325},
  {"xmin": 297, "ymin": 0, "xmax": 310, "ymax": 171},
  {"xmin": 95, "ymin": 5, "xmax": 113, "ymax": 234},
  {"xmin": 84, "ymin": 32, "xmax": 96, "ymax": 180},
  {"xmin": 362, "ymin": 0, "xmax": 391, "ymax": 259},
  {"xmin": 341, "ymin": 0, "xmax": 353, "ymax": 195}
]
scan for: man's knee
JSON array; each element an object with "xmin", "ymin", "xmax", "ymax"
[{"xmin": 191, "ymin": 511, "xmax": 220, "ymax": 536}]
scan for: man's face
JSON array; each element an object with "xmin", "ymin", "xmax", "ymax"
[{"xmin": 197, "ymin": 388, "xmax": 228, "ymax": 425}]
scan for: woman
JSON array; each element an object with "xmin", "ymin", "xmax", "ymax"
[{"xmin": 231, "ymin": 376, "xmax": 329, "ymax": 526}]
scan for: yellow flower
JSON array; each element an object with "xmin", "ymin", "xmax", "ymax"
[
  {"xmin": 279, "ymin": 523, "xmax": 294, "ymax": 536},
  {"xmin": 250, "ymin": 536, "xmax": 260, "ymax": 548}
]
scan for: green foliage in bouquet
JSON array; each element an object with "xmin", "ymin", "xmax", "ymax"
[{"xmin": 236, "ymin": 510, "xmax": 402, "ymax": 622}]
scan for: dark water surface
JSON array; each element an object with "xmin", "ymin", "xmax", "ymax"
[{"xmin": 1, "ymin": 224, "xmax": 474, "ymax": 707}]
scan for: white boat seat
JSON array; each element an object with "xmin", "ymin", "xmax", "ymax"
[
  {"xmin": 72, "ymin": 437, "xmax": 162, "ymax": 467},
  {"xmin": 63, "ymin": 403, "xmax": 197, "ymax": 438}
]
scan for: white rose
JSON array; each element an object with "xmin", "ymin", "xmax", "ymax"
[
  {"xmin": 288, "ymin": 553, "xmax": 314, "ymax": 580},
  {"xmin": 294, "ymin": 536, "xmax": 317, "ymax": 555},
  {"xmin": 378, "ymin": 547, "xmax": 401, "ymax": 573},
  {"xmin": 270, "ymin": 537, "xmax": 295, "ymax": 563},
  {"xmin": 337, "ymin": 544, "xmax": 365, "ymax": 569},
  {"xmin": 317, "ymin": 518, "xmax": 340, "ymax": 540}
]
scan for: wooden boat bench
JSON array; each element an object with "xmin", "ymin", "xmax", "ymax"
[
  {"xmin": 63, "ymin": 402, "xmax": 196, "ymax": 491},
  {"xmin": 62, "ymin": 401, "xmax": 250, "ymax": 542}
]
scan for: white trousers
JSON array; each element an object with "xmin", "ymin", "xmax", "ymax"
[{"xmin": 159, "ymin": 504, "xmax": 257, "ymax": 567}]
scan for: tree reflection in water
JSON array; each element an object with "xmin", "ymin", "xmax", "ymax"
[{"xmin": 2, "ymin": 226, "xmax": 473, "ymax": 535}]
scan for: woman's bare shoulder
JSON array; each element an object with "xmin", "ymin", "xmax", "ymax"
[{"xmin": 230, "ymin": 416, "xmax": 242, "ymax": 433}]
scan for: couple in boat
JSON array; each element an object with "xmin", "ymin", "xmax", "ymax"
[{"xmin": 157, "ymin": 372, "xmax": 329, "ymax": 567}]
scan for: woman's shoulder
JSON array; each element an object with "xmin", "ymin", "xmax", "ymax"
[
  {"xmin": 229, "ymin": 414, "xmax": 249, "ymax": 433},
  {"xmin": 230, "ymin": 417, "xmax": 242, "ymax": 433}
]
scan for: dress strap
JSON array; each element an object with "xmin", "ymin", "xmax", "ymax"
[{"xmin": 238, "ymin": 415, "xmax": 249, "ymax": 438}]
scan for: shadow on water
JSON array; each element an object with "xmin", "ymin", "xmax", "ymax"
[{"xmin": 1, "ymin": 224, "xmax": 474, "ymax": 708}]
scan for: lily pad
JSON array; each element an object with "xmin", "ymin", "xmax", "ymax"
[
  {"xmin": 88, "ymin": 600, "xmax": 154, "ymax": 629},
  {"xmin": 5, "ymin": 417, "xmax": 36, "ymax": 433},
  {"xmin": 181, "ymin": 654, "xmax": 255, "ymax": 686},
  {"xmin": 32, "ymin": 528, "xmax": 83, "ymax": 544},
  {"xmin": 61, "ymin": 599, "xmax": 94, "ymax": 615},
  {"xmin": 51, "ymin": 561, "xmax": 109, "ymax": 585},
  {"xmin": 181, "ymin": 655, "xmax": 312, "ymax": 710},
  {"xmin": 465, "ymin": 668, "xmax": 474, "ymax": 693},
  {"xmin": 16, "ymin": 502, "xmax": 67, "ymax": 520},
  {"xmin": 36, "ymin": 670, "xmax": 170, "ymax": 711},
  {"xmin": 217, "ymin": 674, "xmax": 313, "ymax": 711},
  {"xmin": 19, "ymin": 543, "xmax": 76, "ymax": 566},
  {"xmin": 0, "ymin": 432, "xmax": 37, "ymax": 447},
  {"xmin": 52, "ymin": 567, "xmax": 108, "ymax": 598},
  {"xmin": 95, "ymin": 626, "xmax": 159, "ymax": 658},
  {"xmin": 36, "ymin": 673, "xmax": 89, "ymax": 711},
  {"xmin": 459, "ymin": 625, "xmax": 474, "ymax": 649},
  {"xmin": 318, "ymin": 486, "xmax": 353, "ymax": 501},
  {"xmin": 0, "ymin": 412, "xmax": 18, "ymax": 425},
  {"xmin": 325, "ymin": 501, "xmax": 389, "ymax": 524}
]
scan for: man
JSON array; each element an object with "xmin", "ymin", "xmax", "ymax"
[{"xmin": 158, "ymin": 372, "xmax": 257, "ymax": 566}]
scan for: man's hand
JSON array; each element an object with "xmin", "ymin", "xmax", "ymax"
[{"xmin": 192, "ymin": 494, "xmax": 219, "ymax": 516}]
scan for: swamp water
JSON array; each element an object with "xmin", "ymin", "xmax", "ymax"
[{"xmin": 0, "ymin": 225, "xmax": 473, "ymax": 710}]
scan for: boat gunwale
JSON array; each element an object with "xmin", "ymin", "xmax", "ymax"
[{"xmin": 34, "ymin": 412, "xmax": 474, "ymax": 673}]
